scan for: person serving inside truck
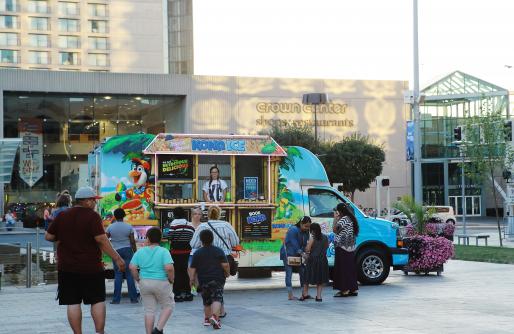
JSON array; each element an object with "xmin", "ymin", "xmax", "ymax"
[{"xmin": 202, "ymin": 166, "xmax": 227, "ymax": 203}]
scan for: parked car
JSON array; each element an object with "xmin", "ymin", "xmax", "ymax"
[
  {"xmin": 424, "ymin": 206, "xmax": 456, "ymax": 225},
  {"xmin": 388, "ymin": 209, "xmax": 411, "ymax": 226}
]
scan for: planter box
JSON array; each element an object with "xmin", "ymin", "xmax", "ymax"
[{"xmin": 403, "ymin": 264, "xmax": 444, "ymax": 276}]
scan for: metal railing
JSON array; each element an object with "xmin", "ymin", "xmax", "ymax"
[{"xmin": 0, "ymin": 227, "xmax": 58, "ymax": 289}]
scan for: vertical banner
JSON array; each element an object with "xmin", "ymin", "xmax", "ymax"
[
  {"xmin": 406, "ymin": 121, "xmax": 414, "ymax": 161},
  {"xmin": 18, "ymin": 118, "xmax": 43, "ymax": 187}
]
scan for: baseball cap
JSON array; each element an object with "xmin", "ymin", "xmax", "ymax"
[{"xmin": 75, "ymin": 186, "xmax": 103, "ymax": 200}]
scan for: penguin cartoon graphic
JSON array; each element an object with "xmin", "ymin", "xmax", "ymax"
[{"xmin": 115, "ymin": 158, "xmax": 154, "ymax": 203}]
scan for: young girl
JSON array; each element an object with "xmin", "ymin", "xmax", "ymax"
[
  {"xmin": 202, "ymin": 166, "xmax": 228, "ymax": 203},
  {"xmin": 303, "ymin": 223, "xmax": 329, "ymax": 302}
]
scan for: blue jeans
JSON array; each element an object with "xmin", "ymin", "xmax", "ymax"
[
  {"xmin": 112, "ymin": 247, "xmax": 138, "ymax": 302},
  {"xmin": 283, "ymin": 259, "xmax": 305, "ymax": 294}
]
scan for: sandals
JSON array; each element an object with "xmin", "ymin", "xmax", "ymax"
[
  {"xmin": 333, "ymin": 291, "xmax": 350, "ymax": 297},
  {"xmin": 315, "ymin": 297, "xmax": 322, "ymax": 302},
  {"xmin": 220, "ymin": 312, "xmax": 227, "ymax": 318},
  {"xmin": 349, "ymin": 291, "xmax": 358, "ymax": 297},
  {"xmin": 299, "ymin": 295, "xmax": 312, "ymax": 301},
  {"xmin": 288, "ymin": 296, "xmax": 298, "ymax": 301}
]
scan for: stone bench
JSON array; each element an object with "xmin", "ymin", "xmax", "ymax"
[{"xmin": 456, "ymin": 234, "xmax": 490, "ymax": 246}]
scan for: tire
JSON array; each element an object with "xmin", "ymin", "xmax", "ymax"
[
  {"xmin": 446, "ymin": 219, "xmax": 455, "ymax": 225},
  {"xmin": 356, "ymin": 248, "xmax": 390, "ymax": 285}
]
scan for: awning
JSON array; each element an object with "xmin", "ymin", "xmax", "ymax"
[{"xmin": 0, "ymin": 138, "xmax": 22, "ymax": 184}]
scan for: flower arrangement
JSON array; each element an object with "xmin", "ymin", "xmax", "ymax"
[
  {"xmin": 394, "ymin": 196, "xmax": 455, "ymax": 273},
  {"xmin": 406, "ymin": 235, "xmax": 454, "ymax": 272}
]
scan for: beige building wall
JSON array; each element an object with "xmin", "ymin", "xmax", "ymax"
[
  {"xmin": 0, "ymin": 0, "xmax": 166, "ymax": 73},
  {"xmin": 186, "ymin": 76, "xmax": 412, "ymax": 209}
]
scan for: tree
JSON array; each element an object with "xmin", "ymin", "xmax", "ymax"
[
  {"xmin": 463, "ymin": 100, "xmax": 514, "ymax": 247},
  {"xmin": 322, "ymin": 133, "xmax": 385, "ymax": 201},
  {"xmin": 259, "ymin": 124, "xmax": 319, "ymax": 154}
]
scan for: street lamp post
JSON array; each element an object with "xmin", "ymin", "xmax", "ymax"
[
  {"xmin": 302, "ymin": 93, "xmax": 328, "ymax": 152},
  {"xmin": 412, "ymin": 0, "xmax": 423, "ymax": 204},
  {"xmin": 454, "ymin": 141, "xmax": 468, "ymax": 236}
]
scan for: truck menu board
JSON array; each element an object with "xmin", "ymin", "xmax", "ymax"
[
  {"xmin": 240, "ymin": 208, "xmax": 272, "ymax": 239},
  {"xmin": 158, "ymin": 155, "xmax": 193, "ymax": 180}
]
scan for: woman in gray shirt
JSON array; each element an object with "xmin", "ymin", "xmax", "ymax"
[{"xmin": 106, "ymin": 208, "xmax": 139, "ymax": 304}]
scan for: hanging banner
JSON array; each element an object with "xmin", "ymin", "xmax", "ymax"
[
  {"xmin": 18, "ymin": 118, "xmax": 43, "ymax": 187},
  {"xmin": 406, "ymin": 121, "xmax": 414, "ymax": 161}
]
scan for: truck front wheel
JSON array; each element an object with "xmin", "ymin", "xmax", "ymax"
[{"xmin": 356, "ymin": 248, "xmax": 390, "ymax": 285}]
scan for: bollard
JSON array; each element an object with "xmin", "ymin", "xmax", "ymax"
[
  {"xmin": 36, "ymin": 226, "xmax": 40, "ymax": 284},
  {"xmin": 26, "ymin": 242, "xmax": 32, "ymax": 288}
]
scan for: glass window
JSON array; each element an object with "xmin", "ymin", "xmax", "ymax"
[
  {"xmin": 88, "ymin": 3, "xmax": 107, "ymax": 16},
  {"xmin": 308, "ymin": 188, "xmax": 342, "ymax": 218},
  {"xmin": 89, "ymin": 20, "xmax": 107, "ymax": 33},
  {"xmin": 59, "ymin": 51, "xmax": 79, "ymax": 65},
  {"xmin": 235, "ymin": 157, "xmax": 265, "ymax": 201},
  {"xmin": 58, "ymin": 18, "xmax": 79, "ymax": 32},
  {"xmin": 0, "ymin": 49, "xmax": 18, "ymax": 63},
  {"xmin": 88, "ymin": 53, "xmax": 108, "ymax": 66},
  {"xmin": 27, "ymin": 0, "xmax": 48, "ymax": 13},
  {"xmin": 88, "ymin": 36, "xmax": 107, "ymax": 49},
  {"xmin": 28, "ymin": 50, "xmax": 49, "ymax": 64},
  {"xmin": 0, "ymin": 0, "xmax": 18, "ymax": 11},
  {"xmin": 0, "ymin": 32, "xmax": 18, "ymax": 46},
  {"xmin": 0, "ymin": 15, "xmax": 18, "ymax": 28},
  {"xmin": 29, "ymin": 17, "xmax": 49, "ymax": 30},
  {"xmin": 58, "ymin": 1, "xmax": 79, "ymax": 15},
  {"xmin": 29, "ymin": 33, "xmax": 49, "ymax": 47},
  {"xmin": 58, "ymin": 35, "xmax": 80, "ymax": 48}
]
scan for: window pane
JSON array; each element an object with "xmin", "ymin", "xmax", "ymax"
[
  {"xmin": 30, "ymin": 17, "xmax": 49, "ymax": 30},
  {"xmin": 0, "ymin": 15, "xmax": 18, "ymax": 28},
  {"xmin": 28, "ymin": 51, "xmax": 49, "ymax": 64},
  {"xmin": 29, "ymin": 34, "xmax": 49, "ymax": 47},
  {"xmin": 0, "ymin": 32, "xmax": 18, "ymax": 46},
  {"xmin": 28, "ymin": 0, "xmax": 48, "ymax": 13},
  {"xmin": 89, "ymin": 20, "xmax": 107, "ymax": 33},
  {"xmin": 59, "ymin": 52, "xmax": 79, "ymax": 65},
  {"xmin": 58, "ymin": 18, "xmax": 79, "ymax": 32},
  {"xmin": 88, "ymin": 3, "xmax": 107, "ymax": 16},
  {"xmin": 88, "ymin": 53, "xmax": 108, "ymax": 66},
  {"xmin": 308, "ymin": 189, "xmax": 341, "ymax": 217},
  {"xmin": 0, "ymin": 49, "xmax": 18, "ymax": 63},
  {"xmin": 0, "ymin": 0, "xmax": 18, "ymax": 11},
  {"xmin": 88, "ymin": 37, "xmax": 108, "ymax": 50},
  {"xmin": 58, "ymin": 35, "xmax": 80, "ymax": 48},
  {"xmin": 58, "ymin": 1, "xmax": 79, "ymax": 15}
]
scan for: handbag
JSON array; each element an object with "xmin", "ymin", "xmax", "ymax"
[
  {"xmin": 284, "ymin": 240, "xmax": 302, "ymax": 267},
  {"xmin": 207, "ymin": 222, "xmax": 239, "ymax": 276}
]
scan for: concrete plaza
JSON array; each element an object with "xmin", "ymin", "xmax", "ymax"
[{"xmin": 1, "ymin": 259, "xmax": 514, "ymax": 334}]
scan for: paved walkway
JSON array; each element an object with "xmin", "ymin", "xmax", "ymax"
[{"xmin": 2, "ymin": 260, "xmax": 514, "ymax": 333}]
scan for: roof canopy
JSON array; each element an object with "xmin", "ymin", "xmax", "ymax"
[
  {"xmin": 144, "ymin": 133, "xmax": 287, "ymax": 156},
  {"xmin": 421, "ymin": 71, "xmax": 509, "ymax": 104},
  {"xmin": 0, "ymin": 138, "xmax": 22, "ymax": 184}
]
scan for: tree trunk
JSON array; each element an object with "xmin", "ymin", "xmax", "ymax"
[{"xmin": 490, "ymin": 168, "xmax": 503, "ymax": 247}]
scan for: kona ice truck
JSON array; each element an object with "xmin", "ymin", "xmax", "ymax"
[{"xmin": 89, "ymin": 133, "xmax": 408, "ymax": 284}]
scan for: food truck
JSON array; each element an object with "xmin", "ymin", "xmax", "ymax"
[{"xmin": 89, "ymin": 133, "xmax": 408, "ymax": 284}]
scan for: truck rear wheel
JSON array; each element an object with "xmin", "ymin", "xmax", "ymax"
[{"xmin": 356, "ymin": 248, "xmax": 390, "ymax": 285}]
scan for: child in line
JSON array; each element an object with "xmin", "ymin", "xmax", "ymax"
[
  {"xmin": 303, "ymin": 223, "xmax": 329, "ymax": 302},
  {"xmin": 130, "ymin": 227, "xmax": 175, "ymax": 334}
]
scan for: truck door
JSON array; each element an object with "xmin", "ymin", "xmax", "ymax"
[{"xmin": 302, "ymin": 186, "xmax": 343, "ymax": 233}]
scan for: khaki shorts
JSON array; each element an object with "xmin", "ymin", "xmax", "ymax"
[{"xmin": 139, "ymin": 279, "xmax": 175, "ymax": 314}]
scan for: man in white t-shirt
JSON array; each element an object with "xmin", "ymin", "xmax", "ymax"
[{"xmin": 202, "ymin": 166, "xmax": 228, "ymax": 203}]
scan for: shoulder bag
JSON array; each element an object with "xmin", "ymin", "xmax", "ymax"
[
  {"xmin": 207, "ymin": 222, "xmax": 238, "ymax": 276},
  {"xmin": 284, "ymin": 238, "xmax": 302, "ymax": 266}
]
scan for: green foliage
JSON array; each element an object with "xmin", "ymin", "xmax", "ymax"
[
  {"xmin": 393, "ymin": 195, "xmax": 434, "ymax": 234},
  {"xmin": 321, "ymin": 133, "xmax": 385, "ymax": 200},
  {"xmin": 102, "ymin": 133, "xmax": 155, "ymax": 161},
  {"xmin": 259, "ymin": 123, "xmax": 318, "ymax": 153},
  {"xmin": 454, "ymin": 245, "xmax": 514, "ymax": 264},
  {"xmin": 462, "ymin": 99, "xmax": 514, "ymax": 247}
]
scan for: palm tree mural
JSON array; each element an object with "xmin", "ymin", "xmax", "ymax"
[{"xmin": 275, "ymin": 146, "xmax": 303, "ymax": 221}]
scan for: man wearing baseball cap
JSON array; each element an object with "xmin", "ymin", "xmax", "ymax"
[{"xmin": 46, "ymin": 186, "xmax": 125, "ymax": 334}]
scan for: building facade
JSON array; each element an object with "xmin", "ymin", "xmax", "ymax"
[
  {"xmin": 0, "ymin": 69, "xmax": 411, "ymax": 212},
  {"xmin": 0, "ymin": 0, "xmax": 193, "ymax": 74}
]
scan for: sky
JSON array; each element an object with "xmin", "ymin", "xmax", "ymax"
[{"xmin": 194, "ymin": 0, "xmax": 514, "ymax": 90}]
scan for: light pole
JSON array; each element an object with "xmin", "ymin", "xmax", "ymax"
[
  {"xmin": 412, "ymin": 0, "xmax": 423, "ymax": 204},
  {"xmin": 302, "ymin": 93, "xmax": 328, "ymax": 152},
  {"xmin": 454, "ymin": 140, "xmax": 468, "ymax": 236}
]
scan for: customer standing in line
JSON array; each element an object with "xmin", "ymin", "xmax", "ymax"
[
  {"xmin": 332, "ymin": 202, "xmax": 360, "ymax": 297},
  {"xmin": 279, "ymin": 216, "xmax": 311, "ymax": 301},
  {"xmin": 188, "ymin": 206, "xmax": 203, "ymax": 295},
  {"xmin": 303, "ymin": 222, "xmax": 329, "ymax": 302},
  {"xmin": 167, "ymin": 206, "xmax": 195, "ymax": 302},
  {"xmin": 106, "ymin": 208, "xmax": 139, "ymax": 304},
  {"xmin": 190, "ymin": 205, "xmax": 239, "ymax": 318},
  {"xmin": 189, "ymin": 229, "xmax": 229, "ymax": 329},
  {"xmin": 45, "ymin": 186, "xmax": 125, "ymax": 334},
  {"xmin": 130, "ymin": 227, "xmax": 175, "ymax": 334}
]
